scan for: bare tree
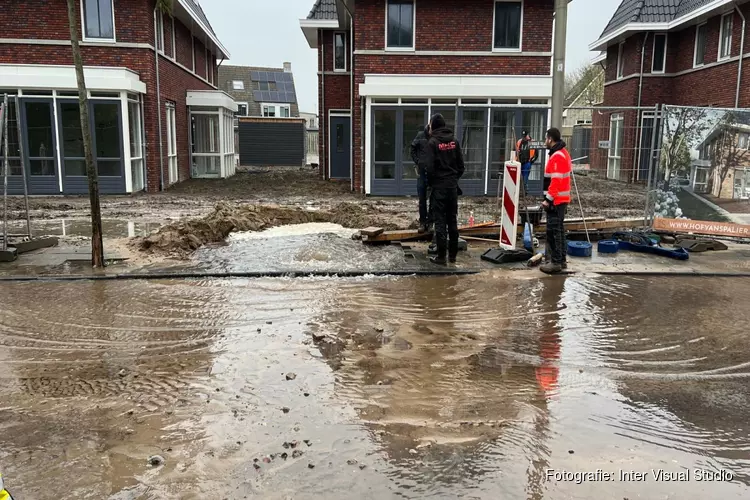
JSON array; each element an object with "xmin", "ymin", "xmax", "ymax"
[
  {"xmin": 564, "ymin": 64, "xmax": 604, "ymax": 106},
  {"xmin": 662, "ymin": 107, "xmax": 712, "ymax": 181},
  {"xmin": 66, "ymin": 0, "xmax": 103, "ymax": 267}
]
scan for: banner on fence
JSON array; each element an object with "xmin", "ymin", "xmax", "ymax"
[
  {"xmin": 500, "ymin": 161, "xmax": 521, "ymax": 250},
  {"xmin": 653, "ymin": 217, "xmax": 750, "ymax": 238}
]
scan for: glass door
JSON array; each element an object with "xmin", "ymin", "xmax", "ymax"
[
  {"xmin": 488, "ymin": 110, "xmax": 516, "ymax": 198},
  {"xmin": 458, "ymin": 108, "xmax": 488, "ymax": 196},
  {"xmin": 371, "ymin": 108, "xmax": 398, "ymax": 195},
  {"xmin": 20, "ymin": 98, "xmax": 59, "ymax": 194},
  {"xmin": 518, "ymin": 110, "xmax": 548, "ymax": 194},
  {"xmin": 400, "ymin": 107, "xmax": 428, "ymax": 197}
]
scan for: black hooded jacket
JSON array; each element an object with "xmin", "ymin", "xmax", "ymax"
[
  {"xmin": 410, "ymin": 125, "xmax": 430, "ymax": 167},
  {"xmin": 420, "ymin": 127, "xmax": 465, "ymax": 190}
]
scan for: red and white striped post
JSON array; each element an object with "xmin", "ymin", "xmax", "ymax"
[{"xmin": 500, "ymin": 154, "xmax": 521, "ymax": 250}]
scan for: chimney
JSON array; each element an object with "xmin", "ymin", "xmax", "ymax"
[{"xmin": 283, "ymin": 62, "xmax": 292, "ymax": 73}]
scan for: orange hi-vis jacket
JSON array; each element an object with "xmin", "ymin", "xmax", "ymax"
[{"xmin": 544, "ymin": 146, "xmax": 572, "ymax": 205}]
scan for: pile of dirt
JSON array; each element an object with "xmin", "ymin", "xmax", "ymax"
[{"xmin": 133, "ymin": 202, "xmax": 399, "ymax": 258}]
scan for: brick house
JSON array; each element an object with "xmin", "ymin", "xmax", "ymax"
[
  {"xmin": 0, "ymin": 0, "xmax": 237, "ymax": 195},
  {"xmin": 300, "ymin": 0, "xmax": 556, "ymax": 196},
  {"xmin": 692, "ymin": 116, "xmax": 750, "ymax": 199},
  {"xmin": 589, "ymin": 0, "xmax": 750, "ymax": 186},
  {"xmin": 219, "ymin": 63, "xmax": 300, "ymax": 118}
]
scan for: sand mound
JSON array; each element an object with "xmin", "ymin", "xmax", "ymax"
[{"xmin": 133, "ymin": 202, "xmax": 398, "ymax": 258}]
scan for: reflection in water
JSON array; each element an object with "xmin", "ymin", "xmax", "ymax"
[{"xmin": 0, "ymin": 276, "xmax": 748, "ymax": 499}]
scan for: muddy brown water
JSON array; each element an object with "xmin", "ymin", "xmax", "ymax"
[{"xmin": 1, "ymin": 273, "xmax": 749, "ymax": 499}]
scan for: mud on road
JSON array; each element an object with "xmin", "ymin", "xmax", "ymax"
[{"xmin": 6, "ymin": 168, "xmax": 646, "ymax": 229}]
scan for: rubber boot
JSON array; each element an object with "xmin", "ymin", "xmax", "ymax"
[
  {"xmin": 448, "ymin": 238, "xmax": 458, "ymax": 264},
  {"xmin": 540, "ymin": 262, "xmax": 563, "ymax": 274}
]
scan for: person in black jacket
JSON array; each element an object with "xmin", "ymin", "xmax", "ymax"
[
  {"xmin": 420, "ymin": 113, "xmax": 465, "ymax": 265},
  {"xmin": 410, "ymin": 124, "xmax": 431, "ymax": 232}
]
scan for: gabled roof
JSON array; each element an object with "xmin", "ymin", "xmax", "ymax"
[
  {"xmin": 184, "ymin": 0, "xmax": 217, "ymax": 35},
  {"xmin": 307, "ymin": 0, "xmax": 339, "ymax": 20},
  {"xmin": 590, "ymin": 0, "xmax": 741, "ymax": 51},
  {"xmin": 299, "ymin": 0, "xmax": 343, "ymax": 48}
]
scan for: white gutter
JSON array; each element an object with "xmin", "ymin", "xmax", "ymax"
[
  {"xmin": 590, "ymin": 0, "xmax": 739, "ymax": 51},
  {"xmin": 735, "ymin": 2, "xmax": 746, "ymax": 108}
]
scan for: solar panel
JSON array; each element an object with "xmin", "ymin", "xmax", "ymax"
[
  {"xmin": 262, "ymin": 91, "xmax": 272, "ymax": 101},
  {"xmin": 280, "ymin": 92, "xmax": 296, "ymax": 103},
  {"xmin": 283, "ymin": 73, "xmax": 293, "ymax": 82},
  {"xmin": 269, "ymin": 91, "xmax": 279, "ymax": 101},
  {"xmin": 250, "ymin": 71, "xmax": 261, "ymax": 81},
  {"xmin": 252, "ymin": 90, "xmax": 263, "ymax": 101}
]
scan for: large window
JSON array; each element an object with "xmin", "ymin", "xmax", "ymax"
[
  {"xmin": 192, "ymin": 113, "xmax": 220, "ymax": 176},
  {"xmin": 0, "ymin": 98, "xmax": 22, "ymax": 176},
  {"xmin": 461, "ymin": 110, "xmax": 488, "ymax": 181},
  {"xmin": 694, "ymin": 23, "xmax": 708, "ymax": 67},
  {"xmin": 262, "ymin": 103, "xmax": 290, "ymax": 118},
  {"xmin": 253, "ymin": 81, "xmax": 278, "ymax": 91},
  {"xmin": 166, "ymin": 103, "xmax": 178, "ymax": 184},
  {"xmin": 720, "ymin": 13, "xmax": 733, "ymax": 60},
  {"xmin": 93, "ymin": 102, "xmax": 122, "ymax": 176},
  {"xmin": 386, "ymin": 0, "xmax": 414, "ymax": 50},
  {"xmin": 235, "ymin": 103, "xmax": 249, "ymax": 117},
  {"xmin": 374, "ymin": 109, "xmax": 397, "ymax": 179},
  {"xmin": 617, "ymin": 42, "xmax": 625, "ymax": 79},
  {"xmin": 401, "ymin": 110, "xmax": 425, "ymax": 180},
  {"xmin": 608, "ymin": 113, "xmax": 624, "ymax": 180},
  {"xmin": 334, "ymin": 32, "xmax": 346, "ymax": 71},
  {"xmin": 493, "ymin": 1, "xmax": 522, "ymax": 51},
  {"xmin": 128, "ymin": 97, "xmax": 144, "ymax": 191},
  {"xmin": 83, "ymin": 0, "xmax": 115, "ymax": 40},
  {"xmin": 156, "ymin": 12, "xmax": 165, "ymax": 53},
  {"xmin": 652, "ymin": 33, "xmax": 667, "ymax": 73},
  {"xmin": 25, "ymin": 101, "xmax": 56, "ymax": 176}
]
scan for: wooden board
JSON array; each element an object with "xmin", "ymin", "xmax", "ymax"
[
  {"xmin": 360, "ymin": 227, "xmax": 384, "ymax": 237},
  {"xmin": 363, "ymin": 218, "xmax": 644, "ymax": 243},
  {"xmin": 653, "ymin": 217, "xmax": 750, "ymax": 239}
]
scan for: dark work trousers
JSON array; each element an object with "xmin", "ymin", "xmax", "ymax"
[
  {"xmin": 546, "ymin": 203, "xmax": 568, "ymax": 265},
  {"xmin": 417, "ymin": 168, "xmax": 429, "ymax": 225},
  {"xmin": 433, "ymin": 187, "xmax": 459, "ymax": 259}
]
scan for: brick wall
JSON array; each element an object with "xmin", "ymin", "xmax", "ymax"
[
  {"xmin": 319, "ymin": 30, "xmax": 352, "ymax": 178},
  {"xmin": 355, "ymin": 0, "xmax": 552, "ymax": 52},
  {"xmin": 2, "ymin": 0, "xmax": 151, "ymax": 43},
  {"xmin": 2, "ymin": 0, "xmax": 221, "ymax": 193}
]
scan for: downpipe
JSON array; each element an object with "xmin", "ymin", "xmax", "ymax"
[
  {"xmin": 735, "ymin": 2, "xmax": 746, "ymax": 108},
  {"xmin": 633, "ymin": 32, "xmax": 649, "ymax": 183},
  {"xmin": 154, "ymin": 8, "xmax": 165, "ymax": 191}
]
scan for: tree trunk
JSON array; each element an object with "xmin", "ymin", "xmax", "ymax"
[{"xmin": 66, "ymin": 0, "xmax": 104, "ymax": 268}]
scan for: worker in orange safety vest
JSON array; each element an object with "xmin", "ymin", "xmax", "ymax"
[{"xmin": 540, "ymin": 127, "xmax": 572, "ymax": 275}]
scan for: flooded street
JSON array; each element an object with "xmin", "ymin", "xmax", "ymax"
[{"xmin": 1, "ymin": 271, "xmax": 749, "ymax": 499}]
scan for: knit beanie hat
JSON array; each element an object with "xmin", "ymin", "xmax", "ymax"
[{"xmin": 430, "ymin": 113, "xmax": 446, "ymax": 130}]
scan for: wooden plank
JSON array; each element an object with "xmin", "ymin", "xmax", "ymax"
[
  {"xmin": 12, "ymin": 237, "xmax": 59, "ymax": 254},
  {"xmin": 653, "ymin": 217, "xmax": 750, "ymax": 239},
  {"xmin": 360, "ymin": 227, "xmax": 384, "ymax": 237},
  {"xmin": 364, "ymin": 218, "xmax": 644, "ymax": 244}
]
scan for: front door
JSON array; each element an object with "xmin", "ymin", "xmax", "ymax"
[{"xmin": 330, "ymin": 115, "xmax": 350, "ymax": 179}]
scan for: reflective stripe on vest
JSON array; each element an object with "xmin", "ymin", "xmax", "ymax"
[
  {"xmin": 544, "ymin": 172, "xmax": 571, "ymax": 178},
  {"xmin": 556, "ymin": 191, "xmax": 571, "ymax": 197}
]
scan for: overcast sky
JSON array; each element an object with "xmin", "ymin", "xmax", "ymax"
[{"xmin": 202, "ymin": 0, "xmax": 619, "ymax": 115}]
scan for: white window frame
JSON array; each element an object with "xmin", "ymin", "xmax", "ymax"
[
  {"xmin": 166, "ymin": 103, "xmax": 178, "ymax": 184},
  {"xmin": 232, "ymin": 80, "xmax": 245, "ymax": 90},
  {"xmin": 385, "ymin": 0, "xmax": 416, "ymax": 52},
  {"xmin": 191, "ymin": 35, "xmax": 196, "ymax": 72},
  {"xmin": 81, "ymin": 0, "xmax": 116, "ymax": 42},
  {"xmin": 333, "ymin": 32, "xmax": 347, "ymax": 72},
  {"xmin": 492, "ymin": 0, "xmax": 523, "ymax": 53},
  {"xmin": 617, "ymin": 42, "xmax": 625, "ymax": 79},
  {"xmin": 171, "ymin": 16, "xmax": 176, "ymax": 59},
  {"xmin": 236, "ymin": 102, "xmax": 249, "ymax": 116},
  {"xmin": 608, "ymin": 113, "xmax": 624, "ymax": 180},
  {"xmin": 128, "ymin": 96, "xmax": 145, "ymax": 192},
  {"xmin": 205, "ymin": 47, "xmax": 211, "ymax": 83},
  {"xmin": 694, "ymin": 22, "xmax": 708, "ymax": 68},
  {"xmin": 651, "ymin": 33, "xmax": 667, "ymax": 73},
  {"xmin": 261, "ymin": 103, "xmax": 291, "ymax": 118},
  {"xmin": 719, "ymin": 12, "xmax": 733, "ymax": 61},
  {"xmin": 156, "ymin": 11, "xmax": 165, "ymax": 54}
]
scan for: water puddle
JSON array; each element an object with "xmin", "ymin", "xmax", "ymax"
[
  {"xmin": 0, "ymin": 275, "xmax": 749, "ymax": 498},
  {"xmin": 4, "ymin": 218, "xmax": 162, "ymax": 239}
]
